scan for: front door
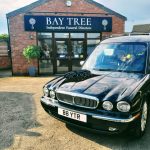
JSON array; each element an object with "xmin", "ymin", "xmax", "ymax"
[
  {"xmin": 55, "ymin": 39, "xmax": 85, "ymax": 74},
  {"xmin": 38, "ymin": 38, "xmax": 54, "ymax": 74},
  {"xmin": 55, "ymin": 40, "xmax": 69, "ymax": 74},
  {"xmin": 71, "ymin": 40, "xmax": 85, "ymax": 71}
]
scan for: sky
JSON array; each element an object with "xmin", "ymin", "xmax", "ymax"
[{"xmin": 0, "ymin": 0, "xmax": 150, "ymax": 34}]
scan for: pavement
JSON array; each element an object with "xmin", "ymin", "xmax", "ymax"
[{"xmin": 0, "ymin": 76, "xmax": 150, "ymax": 150}]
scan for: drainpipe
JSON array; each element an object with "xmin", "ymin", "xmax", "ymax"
[{"xmin": 6, "ymin": 17, "xmax": 13, "ymax": 75}]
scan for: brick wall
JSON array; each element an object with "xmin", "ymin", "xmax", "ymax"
[
  {"xmin": 0, "ymin": 56, "xmax": 11, "ymax": 69},
  {"xmin": 9, "ymin": 15, "xmax": 37, "ymax": 75},
  {"xmin": 8, "ymin": 0, "xmax": 125, "ymax": 75},
  {"xmin": 0, "ymin": 41, "xmax": 11, "ymax": 69}
]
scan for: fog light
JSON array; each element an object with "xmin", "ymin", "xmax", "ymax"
[
  {"xmin": 108, "ymin": 127, "xmax": 117, "ymax": 132},
  {"xmin": 50, "ymin": 90, "xmax": 55, "ymax": 99},
  {"xmin": 43, "ymin": 87, "xmax": 49, "ymax": 97}
]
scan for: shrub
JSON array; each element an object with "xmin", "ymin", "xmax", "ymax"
[
  {"xmin": 23, "ymin": 45, "xmax": 41, "ymax": 62},
  {"xmin": 0, "ymin": 34, "xmax": 9, "ymax": 41}
]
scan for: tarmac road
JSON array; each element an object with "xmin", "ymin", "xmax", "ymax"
[{"xmin": 0, "ymin": 76, "xmax": 150, "ymax": 150}]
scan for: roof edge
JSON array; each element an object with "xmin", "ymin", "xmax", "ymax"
[
  {"xmin": 86, "ymin": 0, "xmax": 127, "ymax": 21},
  {"xmin": 133, "ymin": 24, "xmax": 150, "ymax": 27}
]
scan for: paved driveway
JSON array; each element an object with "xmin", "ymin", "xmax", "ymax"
[{"xmin": 0, "ymin": 77, "xmax": 150, "ymax": 150}]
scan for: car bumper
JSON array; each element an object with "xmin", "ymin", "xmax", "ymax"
[{"xmin": 41, "ymin": 96, "xmax": 140, "ymax": 134}]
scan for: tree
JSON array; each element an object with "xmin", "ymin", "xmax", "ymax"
[
  {"xmin": 0, "ymin": 34, "xmax": 9, "ymax": 41},
  {"xmin": 23, "ymin": 45, "xmax": 41, "ymax": 62}
]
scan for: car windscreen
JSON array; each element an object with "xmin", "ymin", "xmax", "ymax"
[{"xmin": 82, "ymin": 42, "xmax": 147, "ymax": 73}]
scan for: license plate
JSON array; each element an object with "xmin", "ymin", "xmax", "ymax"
[{"xmin": 58, "ymin": 108, "xmax": 87, "ymax": 123}]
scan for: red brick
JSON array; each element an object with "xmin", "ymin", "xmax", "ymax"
[{"xmin": 0, "ymin": 56, "xmax": 11, "ymax": 69}]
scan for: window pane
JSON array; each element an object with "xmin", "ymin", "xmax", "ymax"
[
  {"xmin": 56, "ymin": 40, "xmax": 69, "ymax": 73},
  {"xmin": 70, "ymin": 33, "xmax": 84, "ymax": 38},
  {"xmin": 55, "ymin": 33, "xmax": 69, "ymax": 38},
  {"xmin": 87, "ymin": 40, "xmax": 100, "ymax": 56},
  {"xmin": 72, "ymin": 41, "xmax": 84, "ymax": 58},
  {"xmin": 38, "ymin": 39, "xmax": 53, "ymax": 59},
  {"xmin": 72, "ymin": 41, "xmax": 84, "ymax": 71},
  {"xmin": 38, "ymin": 33, "xmax": 52, "ymax": 38},
  {"xmin": 87, "ymin": 33, "xmax": 100, "ymax": 38},
  {"xmin": 39, "ymin": 60, "xmax": 53, "ymax": 74}
]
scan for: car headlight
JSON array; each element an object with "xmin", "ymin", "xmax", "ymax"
[
  {"xmin": 43, "ymin": 87, "xmax": 49, "ymax": 97},
  {"xmin": 50, "ymin": 90, "xmax": 55, "ymax": 99},
  {"xmin": 117, "ymin": 101, "xmax": 130, "ymax": 112},
  {"xmin": 102, "ymin": 101, "xmax": 113, "ymax": 111}
]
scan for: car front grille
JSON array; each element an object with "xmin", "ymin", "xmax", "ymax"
[{"xmin": 56, "ymin": 91, "xmax": 98, "ymax": 109}]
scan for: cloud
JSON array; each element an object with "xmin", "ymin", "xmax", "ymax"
[{"xmin": 0, "ymin": 0, "xmax": 36, "ymax": 33}]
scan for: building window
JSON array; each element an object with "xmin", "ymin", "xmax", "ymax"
[
  {"xmin": 37, "ymin": 32, "xmax": 101, "ymax": 74},
  {"xmin": 38, "ymin": 37, "xmax": 54, "ymax": 74},
  {"xmin": 87, "ymin": 39, "xmax": 100, "ymax": 56},
  {"xmin": 70, "ymin": 33, "xmax": 84, "ymax": 39},
  {"xmin": 87, "ymin": 33, "xmax": 100, "ymax": 38},
  {"xmin": 38, "ymin": 39, "xmax": 53, "ymax": 59},
  {"xmin": 38, "ymin": 33, "xmax": 52, "ymax": 39},
  {"xmin": 87, "ymin": 33, "xmax": 101, "ymax": 56},
  {"xmin": 55, "ymin": 33, "xmax": 69, "ymax": 38}
]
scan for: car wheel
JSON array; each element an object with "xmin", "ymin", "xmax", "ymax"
[{"xmin": 133, "ymin": 100, "xmax": 148, "ymax": 138}]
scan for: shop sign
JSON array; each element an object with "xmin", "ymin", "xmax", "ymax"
[{"xmin": 24, "ymin": 15, "xmax": 112, "ymax": 32}]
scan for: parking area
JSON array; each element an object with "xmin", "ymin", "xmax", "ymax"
[{"xmin": 0, "ymin": 76, "xmax": 150, "ymax": 150}]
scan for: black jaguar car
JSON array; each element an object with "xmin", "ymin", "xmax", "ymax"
[{"xmin": 41, "ymin": 35, "xmax": 150, "ymax": 138}]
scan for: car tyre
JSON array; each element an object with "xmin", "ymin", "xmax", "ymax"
[{"xmin": 133, "ymin": 100, "xmax": 148, "ymax": 138}]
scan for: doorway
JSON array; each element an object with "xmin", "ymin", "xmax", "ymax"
[
  {"xmin": 38, "ymin": 33, "xmax": 101, "ymax": 75},
  {"xmin": 55, "ymin": 39, "xmax": 85, "ymax": 74},
  {"xmin": 38, "ymin": 38, "xmax": 54, "ymax": 74}
]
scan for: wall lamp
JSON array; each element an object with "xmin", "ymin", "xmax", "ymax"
[{"xmin": 29, "ymin": 35, "xmax": 34, "ymax": 40}]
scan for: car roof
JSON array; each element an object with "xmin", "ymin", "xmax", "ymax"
[{"xmin": 101, "ymin": 35, "xmax": 150, "ymax": 43}]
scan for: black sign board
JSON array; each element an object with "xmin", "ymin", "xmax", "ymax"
[{"xmin": 24, "ymin": 15, "xmax": 112, "ymax": 32}]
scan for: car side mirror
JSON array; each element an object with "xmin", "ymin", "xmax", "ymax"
[{"xmin": 80, "ymin": 61, "xmax": 85, "ymax": 66}]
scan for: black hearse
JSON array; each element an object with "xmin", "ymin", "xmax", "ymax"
[{"xmin": 41, "ymin": 35, "xmax": 150, "ymax": 138}]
